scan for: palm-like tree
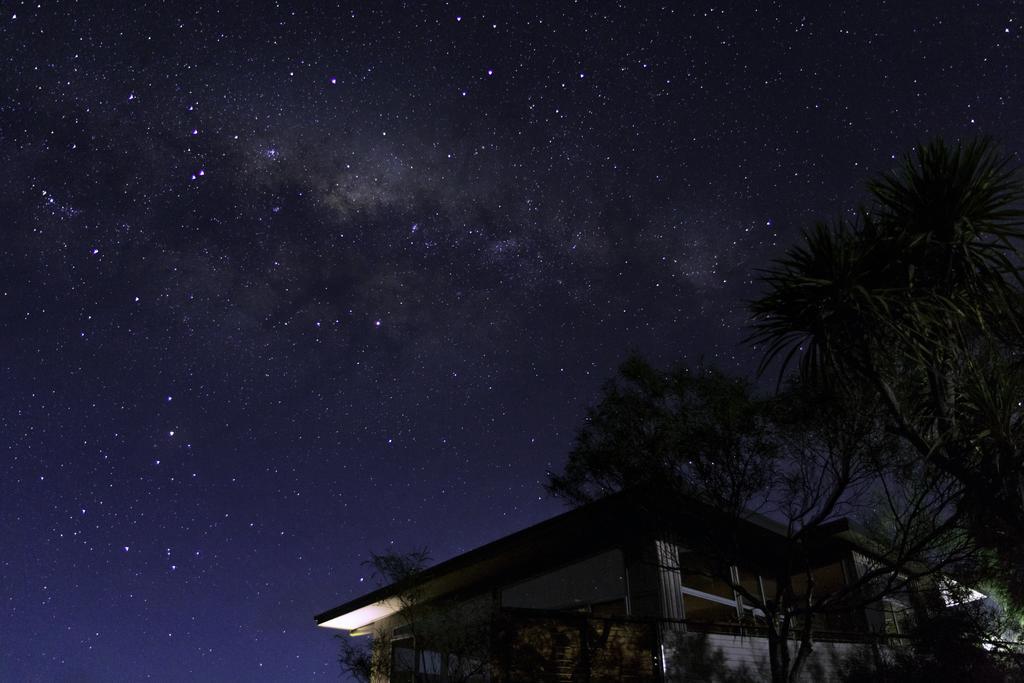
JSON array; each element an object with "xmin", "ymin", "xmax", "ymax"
[{"xmin": 749, "ymin": 137, "xmax": 1024, "ymax": 604}]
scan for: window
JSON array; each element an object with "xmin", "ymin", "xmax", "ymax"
[
  {"xmin": 391, "ymin": 639, "xmax": 443, "ymax": 683},
  {"xmin": 678, "ymin": 550, "xmax": 739, "ymax": 623},
  {"xmin": 791, "ymin": 561, "xmax": 847, "ymax": 597},
  {"xmin": 882, "ymin": 598, "xmax": 913, "ymax": 635},
  {"xmin": 735, "ymin": 568, "xmax": 768, "ymax": 623},
  {"xmin": 391, "ymin": 638, "xmax": 487, "ymax": 682},
  {"xmin": 772, "ymin": 561, "xmax": 858, "ymax": 632},
  {"xmin": 761, "ymin": 576, "xmax": 778, "ymax": 606},
  {"xmin": 501, "ymin": 549, "xmax": 627, "ymax": 615},
  {"xmin": 736, "ymin": 568, "xmax": 764, "ymax": 607}
]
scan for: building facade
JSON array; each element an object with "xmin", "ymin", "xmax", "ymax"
[{"xmin": 316, "ymin": 494, "xmax": 922, "ymax": 682}]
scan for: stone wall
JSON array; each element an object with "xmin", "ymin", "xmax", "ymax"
[{"xmin": 494, "ymin": 610, "xmax": 658, "ymax": 682}]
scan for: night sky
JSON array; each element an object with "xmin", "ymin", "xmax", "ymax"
[{"xmin": 1, "ymin": 1, "xmax": 1021, "ymax": 680}]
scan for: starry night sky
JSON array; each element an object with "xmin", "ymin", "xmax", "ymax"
[{"xmin": 1, "ymin": 1, "xmax": 1021, "ymax": 680}]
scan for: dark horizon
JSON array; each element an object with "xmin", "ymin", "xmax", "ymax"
[{"xmin": 2, "ymin": 2, "xmax": 1021, "ymax": 680}]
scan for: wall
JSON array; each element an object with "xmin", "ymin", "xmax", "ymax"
[
  {"xmin": 494, "ymin": 610, "xmax": 658, "ymax": 683},
  {"xmin": 663, "ymin": 630, "xmax": 870, "ymax": 682}
]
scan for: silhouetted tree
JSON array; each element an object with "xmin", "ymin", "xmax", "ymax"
[
  {"xmin": 749, "ymin": 137, "xmax": 1024, "ymax": 608},
  {"xmin": 841, "ymin": 582, "xmax": 1024, "ymax": 682},
  {"xmin": 549, "ymin": 359, "xmax": 973, "ymax": 683},
  {"xmin": 337, "ymin": 634, "xmax": 377, "ymax": 683},
  {"xmin": 337, "ymin": 548, "xmax": 492, "ymax": 683},
  {"xmin": 337, "ymin": 548, "xmax": 430, "ymax": 683}
]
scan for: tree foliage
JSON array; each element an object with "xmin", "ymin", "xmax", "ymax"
[
  {"xmin": 337, "ymin": 548, "xmax": 492, "ymax": 683},
  {"xmin": 749, "ymin": 137, "xmax": 1024, "ymax": 606},
  {"xmin": 549, "ymin": 359, "xmax": 972, "ymax": 683},
  {"xmin": 336, "ymin": 548, "xmax": 430, "ymax": 683},
  {"xmin": 549, "ymin": 136, "xmax": 1024, "ymax": 681},
  {"xmin": 842, "ymin": 585, "xmax": 1024, "ymax": 683},
  {"xmin": 550, "ymin": 358, "xmax": 777, "ymax": 518}
]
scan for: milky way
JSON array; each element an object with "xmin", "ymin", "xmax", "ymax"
[{"xmin": 1, "ymin": 2, "xmax": 1021, "ymax": 680}]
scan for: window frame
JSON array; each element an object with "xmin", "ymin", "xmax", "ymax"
[{"xmin": 679, "ymin": 558, "xmax": 768, "ymax": 624}]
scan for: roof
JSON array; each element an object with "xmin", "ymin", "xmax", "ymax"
[
  {"xmin": 316, "ymin": 493, "xmax": 643, "ymax": 630},
  {"xmin": 315, "ymin": 489, "xmax": 871, "ymax": 632}
]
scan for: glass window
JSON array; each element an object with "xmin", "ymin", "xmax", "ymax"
[
  {"xmin": 883, "ymin": 597, "xmax": 913, "ymax": 635},
  {"xmin": 683, "ymin": 594, "xmax": 739, "ymax": 623},
  {"xmin": 790, "ymin": 561, "xmax": 847, "ymax": 598},
  {"xmin": 501, "ymin": 549, "xmax": 626, "ymax": 612},
  {"xmin": 392, "ymin": 640, "xmax": 416, "ymax": 682},
  {"xmin": 733, "ymin": 569, "xmax": 767, "ymax": 623},
  {"xmin": 814, "ymin": 562, "xmax": 847, "ymax": 594},
  {"xmin": 678, "ymin": 550, "xmax": 739, "ymax": 624},
  {"xmin": 625, "ymin": 552, "xmax": 661, "ymax": 617},
  {"xmin": 760, "ymin": 576, "xmax": 778, "ymax": 606},
  {"xmin": 736, "ymin": 569, "xmax": 764, "ymax": 607},
  {"xmin": 678, "ymin": 550, "xmax": 734, "ymax": 601},
  {"xmin": 391, "ymin": 639, "xmax": 446, "ymax": 683}
]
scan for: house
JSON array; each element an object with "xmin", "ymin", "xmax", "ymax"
[{"xmin": 315, "ymin": 491, "xmax": 931, "ymax": 682}]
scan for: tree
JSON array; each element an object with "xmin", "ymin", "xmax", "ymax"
[
  {"xmin": 842, "ymin": 582, "xmax": 1024, "ymax": 682},
  {"xmin": 549, "ymin": 358, "xmax": 973, "ymax": 683},
  {"xmin": 337, "ymin": 549, "xmax": 431, "ymax": 683},
  {"xmin": 748, "ymin": 137, "xmax": 1024, "ymax": 607},
  {"xmin": 337, "ymin": 633, "xmax": 380, "ymax": 683},
  {"xmin": 337, "ymin": 548, "xmax": 492, "ymax": 683}
]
